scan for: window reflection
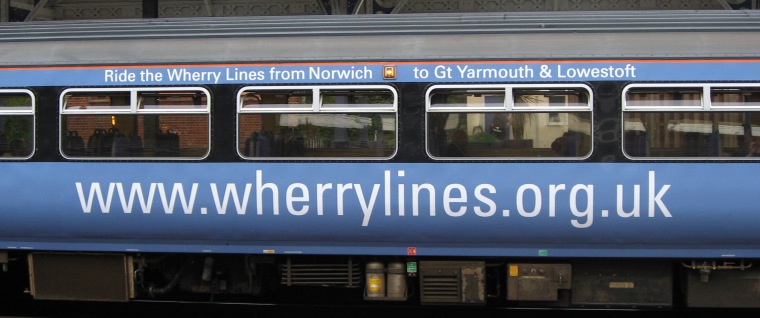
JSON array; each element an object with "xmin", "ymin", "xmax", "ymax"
[
  {"xmin": 426, "ymin": 86, "xmax": 592, "ymax": 159},
  {"xmin": 428, "ymin": 112, "xmax": 591, "ymax": 158},
  {"xmin": 60, "ymin": 89, "xmax": 210, "ymax": 159},
  {"xmin": 237, "ymin": 86, "xmax": 397, "ymax": 159},
  {"xmin": 239, "ymin": 113, "xmax": 395, "ymax": 158},
  {"xmin": 623, "ymin": 85, "xmax": 760, "ymax": 158},
  {"xmin": 0, "ymin": 91, "xmax": 34, "ymax": 159}
]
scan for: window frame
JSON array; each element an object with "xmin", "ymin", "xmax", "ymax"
[
  {"xmin": 59, "ymin": 87, "xmax": 211, "ymax": 160},
  {"xmin": 425, "ymin": 83, "xmax": 594, "ymax": 160},
  {"xmin": 0, "ymin": 89, "xmax": 35, "ymax": 160},
  {"xmin": 236, "ymin": 85, "xmax": 399, "ymax": 160},
  {"xmin": 622, "ymin": 83, "xmax": 760, "ymax": 160}
]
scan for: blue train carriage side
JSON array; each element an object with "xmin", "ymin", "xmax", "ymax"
[{"xmin": 1, "ymin": 10, "xmax": 760, "ymax": 309}]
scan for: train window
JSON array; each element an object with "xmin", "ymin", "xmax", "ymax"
[
  {"xmin": 240, "ymin": 89, "xmax": 313, "ymax": 110},
  {"xmin": 623, "ymin": 87, "xmax": 704, "ymax": 108},
  {"xmin": 62, "ymin": 91, "xmax": 131, "ymax": 111},
  {"xmin": 711, "ymin": 87, "xmax": 760, "ymax": 107},
  {"xmin": 0, "ymin": 90, "xmax": 35, "ymax": 159},
  {"xmin": 60, "ymin": 87, "xmax": 210, "ymax": 160},
  {"xmin": 237, "ymin": 86, "xmax": 397, "ymax": 159},
  {"xmin": 426, "ymin": 84, "xmax": 592, "ymax": 159},
  {"xmin": 321, "ymin": 89, "xmax": 395, "ymax": 110},
  {"xmin": 428, "ymin": 88, "xmax": 506, "ymax": 109},
  {"xmin": 623, "ymin": 84, "xmax": 760, "ymax": 159}
]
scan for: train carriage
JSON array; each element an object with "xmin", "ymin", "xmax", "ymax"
[{"xmin": 1, "ymin": 9, "xmax": 760, "ymax": 309}]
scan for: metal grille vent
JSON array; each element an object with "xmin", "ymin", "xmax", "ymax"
[
  {"xmin": 419, "ymin": 261, "xmax": 486, "ymax": 304},
  {"xmin": 29, "ymin": 253, "xmax": 131, "ymax": 301},
  {"xmin": 421, "ymin": 273, "xmax": 461, "ymax": 302},
  {"xmin": 280, "ymin": 257, "xmax": 361, "ymax": 288}
]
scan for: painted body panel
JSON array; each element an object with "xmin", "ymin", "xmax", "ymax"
[
  {"xmin": 0, "ymin": 162, "xmax": 756, "ymax": 258},
  {"xmin": 0, "ymin": 60, "xmax": 759, "ymax": 87}
]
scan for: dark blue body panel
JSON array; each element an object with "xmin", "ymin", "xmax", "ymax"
[{"xmin": 1, "ymin": 162, "xmax": 757, "ymax": 258}]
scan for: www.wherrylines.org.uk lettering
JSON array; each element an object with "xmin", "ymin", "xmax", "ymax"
[{"xmin": 74, "ymin": 170, "xmax": 671, "ymax": 229}]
